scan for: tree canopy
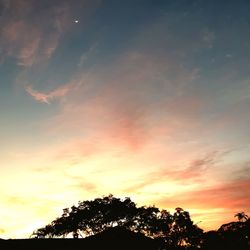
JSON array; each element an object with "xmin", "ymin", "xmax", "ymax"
[
  {"xmin": 31, "ymin": 194, "xmax": 203, "ymax": 248},
  {"xmin": 31, "ymin": 194, "xmax": 249, "ymax": 249}
]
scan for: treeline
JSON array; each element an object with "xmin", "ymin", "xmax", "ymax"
[{"xmin": 31, "ymin": 195, "xmax": 250, "ymax": 250}]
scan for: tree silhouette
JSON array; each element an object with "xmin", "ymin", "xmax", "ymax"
[
  {"xmin": 234, "ymin": 212, "xmax": 248, "ymax": 222},
  {"xmin": 167, "ymin": 207, "xmax": 203, "ymax": 248},
  {"xmin": 203, "ymin": 213, "xmax": 250, "ymax": 250},
  {"xmin": 31, "ymin": 195, "xmax": 204, "ymax": 249},
  {"xmin": 31, "ymin": 195, "xmax": 164, "ymax": 238}
]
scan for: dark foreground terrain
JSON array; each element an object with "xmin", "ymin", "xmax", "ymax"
[
  {"xmin": 1, "ymin": 226, "xmax": 250, "ymax": 250},
  {"xmin": 0, "ymin": 227, "xmax": 161, "ymax": 250}
]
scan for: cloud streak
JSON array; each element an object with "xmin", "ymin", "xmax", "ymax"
[
  {"xmin": 25, "ymin": 83, "xmax": 74, "ymax": 104},
  {"xmin": 122, "ymin": 151, "xmax": 224, "ymax": 193}
]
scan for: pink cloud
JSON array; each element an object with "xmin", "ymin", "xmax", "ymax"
[
  {"xmin": 44, "ymin": 50, "xmax": 202, "ymax": 153},
  {"xmin": 25, "ymin": 85, "xmax": 50, "ymax": 104},
  {"xmin": 25, "ymin": 84, "xmax": 74, "ymax": 104}
]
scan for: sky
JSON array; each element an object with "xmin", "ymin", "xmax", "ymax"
[{"xmin": 0, "ymin": 0, "xmax": 250, "ymax": 239}]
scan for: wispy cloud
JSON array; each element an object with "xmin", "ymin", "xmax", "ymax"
[
  {"xmin": 45, "ymin": 48, "xmax": 202, "ymax": 152},
  {"xmin": 78, "ymin": 42, "xmax": 98, "ymax": 67},
  {"xmin": 0, "ymin": 1, "xmax": 72, "ymax": 67},
  {"xmin": 201, "ymin": 29, "xmax": 215, "ymax": 48},
  {"xmin": 0, "ymin": 0, "xmax": 102, "ymax": 67},
  {"xmin": 25, "ymin": 83, "xmax": 74, "ymax": 104},
  {"xmin": 1, "ymin": 20, "xmax": 39, "ymax": 66},
  {"xmin": 68, "ymin": 175, "xmax": 97, "ymax": 193},
  {"xmin": 123, "ymin": 151, "xmax": 224, "ymax": 193},
  {"xmin": 232, "ymin": 162, "xmax": 250, "ymax": 181}
]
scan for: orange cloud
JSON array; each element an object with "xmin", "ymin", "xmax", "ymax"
[
  {"xmin": 152, "ymin": 178, "xmax": 250, "ymax": 230},
  {"xmin": 157, "ymin": 179, "xmax": 250, "ymax": 211}
]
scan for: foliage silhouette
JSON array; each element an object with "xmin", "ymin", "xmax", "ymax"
[
  {"xmin": 0, "ymin": 194, "xmax": 249, "ymax": 250},
  {"xmin": 167, "ymin": 207, "xmax": 203, "ymax": 248},
  {"xmin": 202, "ymin": 216, "xmax": 250, "ymax": 250},
  {"xmin": 31, "ymin": 194, "xmax": 203, "ymax": 249},
  {"xmin": 234, "ymin": 212, "xmax": 248, "ymax": 222}
]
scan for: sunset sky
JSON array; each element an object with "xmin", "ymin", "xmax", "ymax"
[{"xmin": 0, "ymin": 0, "xmax": 250, "ymax": 238}]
